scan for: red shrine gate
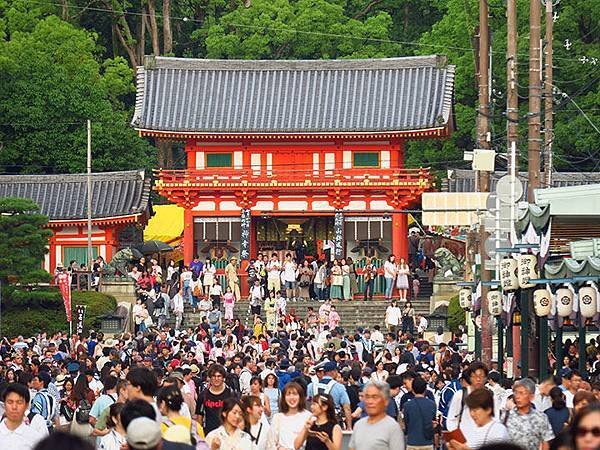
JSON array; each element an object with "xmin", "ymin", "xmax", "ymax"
[{"xmin": 133, "ymin": 55, "xmax": 455, "ymax": 269}]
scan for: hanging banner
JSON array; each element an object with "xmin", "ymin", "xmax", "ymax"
[
  {"xmin": 333, "ymin": 211, "xmax": 344, "ymax": 259},
  {"xmin": 56, "ymin": 271, "xmax": 72, "ymax": 322},
  {"xmin": 75, "ymin": 305, "xmax": 86, "ymax": 334},
  {"xmin": 240, "ymin": 209, "xmax": 251, "ymax": 261}
]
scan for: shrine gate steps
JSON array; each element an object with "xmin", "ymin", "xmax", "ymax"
[{"xmin": 170, "ymin": 278, "xmax": 433, "ymax": 332}]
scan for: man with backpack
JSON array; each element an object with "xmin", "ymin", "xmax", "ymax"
[
  {"xmin": 402, "ymin": 377, "xmax": 437, "ymax": 450},
  {"xmin": 239, "ymin": 356, "xmax": 256, "ymax": 395},
  {"xmin": 445, "ymin": 362, "xmax": 490, "ymax": 439},
  {"xmin": 154, "ymin": 286, "xmax": 170, "ymax": 329},
  {"xmin": 438, "ymin": 366, "xmax": 462, "ymax": 429},
  {"xmin": 89, "ymin": 375, "xmax": 119, "ymax": 427},
  {"xmin": 307, "ymin": 361, "xmax": 352, "ymax": 430},
  {"xmin": 29, "ymin": 371, "xmax": 58, "ymax": 432}
]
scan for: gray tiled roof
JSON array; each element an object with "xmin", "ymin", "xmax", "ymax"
[
  {"xmin": 132, "ymin": 55, "xmax": 455, "ymax": 134},
  {"xmin": 0, "ymin": 170, "xmax": 151, "ymax": 220},
  {"xmin": 444, "ymin": 169, "xmax": 600, "ymax": 193}
]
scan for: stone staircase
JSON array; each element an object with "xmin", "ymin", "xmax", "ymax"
[{"xmin": 174, "ymin": 276, "xmax": 434, "ymax": 332}]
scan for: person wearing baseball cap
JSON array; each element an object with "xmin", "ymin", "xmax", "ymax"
[{"xmin": 306, "ymin": 361, "xmax": 352, "ymax": 430}]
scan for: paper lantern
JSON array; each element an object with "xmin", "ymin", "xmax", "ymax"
[
  {"xmin": 500, "ymin": 258, "xmax": 519, "ymax": 291},
  {"xmin": 487, "ymin": 290, "xmax": 503, "ymax": 316},
  {"xmin": 579, "ymin": 286, "xmax": 597, "ymax": 318},
  {"xmin": 533, "ymin": 288, "xmax": 552, "ymax": 317},
  {"xmin": 517, "ymin": 254, "xmax": 538, "ymax": 289},
  {"xmin": 459, "ymin": 288, "xmax": 472, "ymax": 310},
  {"xmin": 556, "ymin": 288, "xmax": 573, "ymax": 317}
]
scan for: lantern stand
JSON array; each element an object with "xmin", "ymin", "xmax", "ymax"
[
  {"xmin": 519, "ymin": 289, "xmax": 529, "ymax": 376},
  {"xmin": 506, "ymin": 316, "xmax": 513, "ymax": 377},
  {"xmin": 538, "ymin": 264, "xmax": 550, "ymax": 379},
  {"xmin": 578, "ymin": 312, "xmax": 586, "ymax": 374},
  {"xmin": 555, "ymin": 317, "xmax": 563, "ymax": 373},
  {"xmin": 575, "ymin": 277, "xmax": 600, "ymax": 374},
  {"xmin": 497, "ymin": 316, "xmax": 504, "ymax": 380},
  {"xmin": 529, "ymin": 276, "xmax": 597, "ymax": 378},
  {"xmin": 538, "ymin": 314, "xmax": 549, "ymax": 378}
]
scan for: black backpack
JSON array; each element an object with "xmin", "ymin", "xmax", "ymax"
[
  {"xmin": 155, "ymin": 296, "xmax": 165, "ymax": 309},
  {"xmin": 75, "ymin": 399, "xmax": 92, "ymax": 424}
]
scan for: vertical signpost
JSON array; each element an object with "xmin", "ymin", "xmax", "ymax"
[
  {"xmin": 333, "ymin": 211, "xmax": 344, "ymax": 259},
  {"xmin": 75, "ymin": 305, "xmax": 86, "ymax": 335},
  {"xmin": 240, "ymin": 209, "xmax": 251, "ymax": 261}
]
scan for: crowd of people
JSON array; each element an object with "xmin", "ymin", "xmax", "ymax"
[
  {"xmin": 1, "ymin": 310, "xmax": 600, "ymax": 450},
  {"xmin": 3, "ymin": 252, "xmax": 600, "ymax": 450},
  {"xmin": 126, "ymin": 252, "xmax": 428, "ymax": 335}
]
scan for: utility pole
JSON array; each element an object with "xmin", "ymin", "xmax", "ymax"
[
  {"xmin": 528, "ymin": 0, "xmax": 542, "ymax": 200},
  {"xmin": 87, "ymin": 120, "xmax": 93, "ymax": 271},
  {"xmin": 522, "ymin": 0, "xmax": 543, "ymax": 378},
  {"xmin": 507, "ymin": 0, "xmax": 519, "ymax": 176},
  {"xmin": 544, "ymin": 1, "xmax": 554, "ymax": 187},
  {"xmin": 477, "ymin": 0, "xmax": 492, "ymax": 366}
]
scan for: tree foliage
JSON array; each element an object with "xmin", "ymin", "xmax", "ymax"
[
  {"xmin": 0, "ymin": 0, "xmax": 597, "ymax": 174},
  {"xmin": 0, "ymin": 197, "xmax": 52, "ymax": 284},
  {"xmin": 0, "ymin": 5, "xmax": 155, "ymax": 174}
]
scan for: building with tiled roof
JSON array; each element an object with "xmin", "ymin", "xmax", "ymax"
[
  {"xmin": 132, "ymin": 55, "xmax": 455, "ymax": 296},
  {"xmin": 0, "ymin": 170, "xmax": 152, "ymax": 272}
]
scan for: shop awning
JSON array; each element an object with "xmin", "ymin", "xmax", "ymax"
[{"xmin": 143, "ymin": 204, "xmax": 184, "ymax": 245}]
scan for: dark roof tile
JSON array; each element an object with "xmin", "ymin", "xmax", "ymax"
[
  {"xmin": 132, "ymin": 55, "xmax": 455, "ymax": 134},
  {"xmin": 0, "ymin": 170, "xmax": 151, "ymax": 220}
]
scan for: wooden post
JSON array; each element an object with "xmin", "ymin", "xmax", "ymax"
[
  {"xmin": 544, "ymin": 0, "xmax": 554, "ymax": 186},
  {"xmin": 528, "ymin": 0, "xmax": 542, "ymax": 199},
  {"xmin": 507, "ymin": 0, "xmax": 519, "ymax": 174},
  {"xmin": 477, "ymin": 0, "xmax": 492, "ymax": 366}
]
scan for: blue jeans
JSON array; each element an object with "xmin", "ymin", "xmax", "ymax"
[
  {"xmin": 385, "ymin": 277, "xmax": 394, "ymax": 299},
  {"xmin": 364, "ymin": 279, "xmax": 375, "ymax": 301},
  {"xmin": 183, "ymin": 280, "xmax": 193, "ymax": 304}
]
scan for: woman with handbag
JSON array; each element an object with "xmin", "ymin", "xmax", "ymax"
[{"xmin": 70, "ymin": 372, "xmax": 96, "ymax": 442}]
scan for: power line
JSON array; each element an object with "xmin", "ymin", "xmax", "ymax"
[{"xmin": 26, "ymin": 0, "xmax": 592, "ymax": 65}]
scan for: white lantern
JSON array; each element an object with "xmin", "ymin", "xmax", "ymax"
[
  {"xmin": 459, "ymin": 288, "xmax": 472, "ymax": 310},
  {"xmin": 500, "ymin": 258, "xmax": 519, "ymax": 291},
  {"xmin": 556, "ymin": 288, "xmax": 573, "ymax": 317},
  {"xmin": 518, "ymin": 254, "xmax": 538, "ymax": 289},
  {"xmin": 487, "ymin": 290, "xmax": 502, "ymax": 316},
  {"xmin": 533, "ymin": 288, "xmax": 552, "ymax": 317},
  {"xmin": 579, "ymin": 286, "xmax": 597, "ymax": 318}
]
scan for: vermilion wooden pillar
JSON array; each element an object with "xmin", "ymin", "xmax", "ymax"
[
  {"xmin": 183, "ymin": 209, "xmax": 194, "ymax": 265},
  {"xmin": 391, "ymin": 213, "xmax": 408, "ymax": 260}
]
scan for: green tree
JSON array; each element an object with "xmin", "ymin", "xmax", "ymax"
[
  {"xmin": 0, "ymin": 198, "xmax": 52, "ymax": 285},
  {"xmin": 0, "ymin": 15, "xmax": 155, "ymax": 174},
  {"xmin": 200, "ymin": 0, "xmax": 400, "ymax": 59}
]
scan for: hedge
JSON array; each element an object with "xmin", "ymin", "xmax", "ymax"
[
  {"xmin": 447, "ymin": 295, "xmax": 466, "ymax": 332},
  {"xmin": 1, "ymin": 287, "xmax": 117, "ymax": 336}
]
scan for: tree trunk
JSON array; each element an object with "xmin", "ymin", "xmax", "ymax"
[
  {"xmin": 156, "ymin": 139, "xmax": 174, "ymax": 169},
  {"xmin": 138, "ymin": 8, "xmax": 147, "ymax": 63},
  {"xmin": 403, "ymin": 3, "xmax": 409, "ymax": 33},
  {"xmin": 114, "ymin": 20, "xmax": 139, "ymax": 68},
  {"xmin": 61, "ymin": 0, "xmax": 69, "ymax": 20},
  {"xmin": 147, "ymin": 0, "xmax": 161, "ymax": 55},
  {"xmin": 163, "ymin": 0, "xmax": 173, "ymax": 54}
]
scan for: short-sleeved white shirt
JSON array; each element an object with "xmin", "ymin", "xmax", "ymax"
[{"xmin": 0, "ymin": 419, "xmax": 47, "ymax": 450}]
